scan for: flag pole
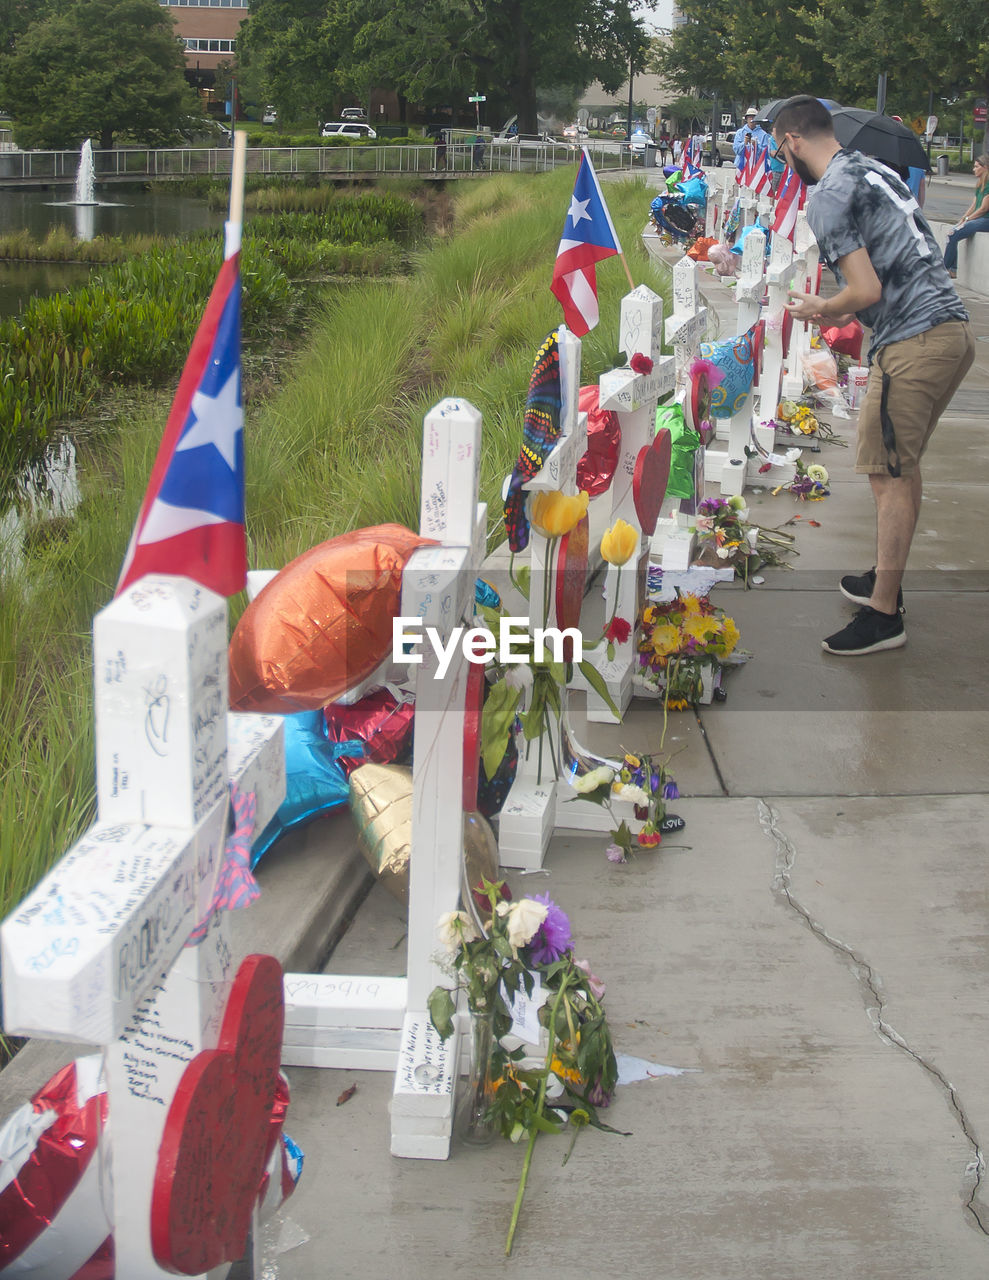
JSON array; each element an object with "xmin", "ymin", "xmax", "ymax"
[
  {"xmin": 618, "ymin": 252, "xmax": 636, "ymax": 291},
  {"xmin": 225, "ymin": 131, "xmax": 247, "ymax": 260}
]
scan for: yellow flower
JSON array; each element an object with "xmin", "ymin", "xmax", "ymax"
[
  {"xmin": 682, "ymin": 614, "xmax": 718, "ymax": 645},
  {"xmin": 600, "ymin": 518, "xmax": 639, "ymax": 566},
  {"xmin": 681, "ymin": 594, "xmax": 704, "ymax": 615},
  {"xmin": 529, "ymin": 489, "xmax": 589, "ymax": 538},
  {"xmin": 550, "ymin": 1056, "xmax": 584, "ymax": 1087},
  {"xmin": 650, "ymin": 623, "xmax": 681, "ymax": 657},
  {"xmin": 717, "ymin": 616, "xmax": 740, "ymax": 655}
]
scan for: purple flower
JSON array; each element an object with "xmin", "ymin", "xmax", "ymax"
[
  {"xmin": 605, "ymin": 843, "xmax": 627, "ymax": 863},
  {"xmin": 526, "ymin": 893, "xmax": 573, "ymax": 964},
  {"xmin": 663, "ymin": 779, "xmax": 680, "ymax": 800}
]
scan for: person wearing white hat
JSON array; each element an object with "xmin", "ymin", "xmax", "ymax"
[{"xmin": 733, "ymin": 106, "xmax": 770, "ymax": 171}]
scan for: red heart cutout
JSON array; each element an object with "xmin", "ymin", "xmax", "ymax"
[
  {"xmin": 555, "ymin": 514, "xmax": 589, "ymax": 661},
  {"xmin": 151, "ymin": 954, "xmax": 284, "ymax": 1274},
  {"xmin": 462, "ymin": 660, "xmax": 485, "ymax": 811},
  {"xmin": 632, "ymin": 431, "xmax": 672, "ymax": 536}
]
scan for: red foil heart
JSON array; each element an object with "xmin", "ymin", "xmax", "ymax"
[
  {"xmin": 632, "ymin": 430, "xmax": 672, "ymax": 535},
  {"xmin": 151, "ymin": 954, "xmax": 284, "ymax": 1273}
]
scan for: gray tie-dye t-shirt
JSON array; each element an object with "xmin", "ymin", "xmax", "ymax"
[{"xmin": 806, "ymin": 149, "xmax": 968, "ymax": 361}]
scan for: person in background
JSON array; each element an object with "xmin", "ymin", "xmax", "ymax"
[
  {"xmin": 658, "ymin": 129, "xmax": 671, "ymax": 165},
  {"xmin": 672, "ymin": 136, "xmax": 683, "ymax": 164},
  {"xmin": 943, "ymin": 153, "xmax": 989, "ymax": 276},
  {"xmin": 733, "ymin": 107, "xmax": 771, "ymax": 172},
  {"xmin": 773, "ymin": 94, "xmax": 973, "ymax": 656},
  {"xmin": 472, "ymin": 133, "xmax": 486, "ymax": 170},
  {"xmin": 434, "ymin": 130, "xmax": 447, "ymax": 171}
]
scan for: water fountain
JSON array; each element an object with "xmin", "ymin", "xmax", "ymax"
[{"xmin": 74, "ymin": 138, "xmax": 97, "ymax": 205}]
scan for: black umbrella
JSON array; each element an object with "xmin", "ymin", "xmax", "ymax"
[
  {"xmin": 754, "ymin": 98, "xmax": 842, "ymax": 129},
  {"xmin": 828, "ymin": 107, "xmax": 930, "ymax": 172}
]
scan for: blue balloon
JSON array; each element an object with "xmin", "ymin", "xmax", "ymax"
[{"xmin": 251, "ymin": 710, "xmax": 364, "ymax": 866}]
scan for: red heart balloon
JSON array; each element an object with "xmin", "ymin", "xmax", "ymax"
[
  {"xmin": 632, "ymin": 430, "xmax": 672, "ymax": 536},
  {"xmin": 151, "ymin": 955, "xmax": 284, "ymax": 1274}
]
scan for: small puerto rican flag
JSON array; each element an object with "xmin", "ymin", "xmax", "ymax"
[
  {"xmin": 550, "ymin": 148, "xmax": 622, "ymax": 337},
  {"xmin": 116, "ymin": 242, "xmax": 247, "ymax": 598},
  {"xmin": 771, "ymin": 168, "xmax": 807, "ymax": 243}
]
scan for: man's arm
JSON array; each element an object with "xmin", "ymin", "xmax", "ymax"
[{"xmin": 785, "ymin": 247, "xmax": 881, "ymax": 324}]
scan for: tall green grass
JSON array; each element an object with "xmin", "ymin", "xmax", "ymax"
[{"xmin": 0, "ymin": 169, "xmax": 670, "ymax": 941}]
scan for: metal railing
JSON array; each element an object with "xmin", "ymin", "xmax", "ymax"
[{"xmin": 0, "ymin": 140, "xmax": 638, "ymax": 185}]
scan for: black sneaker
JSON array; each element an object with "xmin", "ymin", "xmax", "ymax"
[
  {"xmin": 839, "ymin": 567, "xmax": 904, "ymax": 612},
  {"xmin": 822, "ymin": 606, "xmax": 906, "ymax": 655}
]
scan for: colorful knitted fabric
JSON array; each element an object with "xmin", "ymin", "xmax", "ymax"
[{"xmin": 503, "ymin": 329, "xmax": 562, "ymax": 552}]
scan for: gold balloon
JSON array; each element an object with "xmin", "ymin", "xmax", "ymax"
[{"xmin": 348, "ymin": 763, "xmax": 500, "ymax": 906}]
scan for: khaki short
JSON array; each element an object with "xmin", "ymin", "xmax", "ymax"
[{"xmin": 856, "ymin": 320, "xmax": 975, "ymax": 475}]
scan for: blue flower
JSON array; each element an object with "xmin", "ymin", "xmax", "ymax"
[
  {"xmin": 526, "ymin": 893, "xmax": 573, "ymax": 964},
  {"xmin": 663, "ymin": 779, "xmax": 680, "ymax": 800}
]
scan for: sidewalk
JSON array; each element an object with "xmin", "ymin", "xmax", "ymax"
[{"xmin": 259, "ymin": 276, "xmax": 989, "ymax": 1274}]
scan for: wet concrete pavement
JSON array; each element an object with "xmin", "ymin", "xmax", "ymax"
[{"xmin": 259, "ymin": 230, "xmax": 989, "ymax": 1276}]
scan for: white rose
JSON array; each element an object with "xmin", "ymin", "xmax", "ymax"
[
  {"xmin": 437, "ymin": 910, "xmax": 479, "ymax": 953},
  {"xmin": 505, "ymin": 898, "xmax": 548, "ymax": 949},
  {"xmin": 571, "ymin": 765, "xmax": 614, "ymax": 794}
]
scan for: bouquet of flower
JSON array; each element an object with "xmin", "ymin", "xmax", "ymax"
[
  {"xmin": 636, "ymin": 592, "xmax": 740, "ymax": 707},
  {"xmin": 569, "ymin": 750, "xmax": 682, "ymax": 859},
  {"xmin": 692, "ymin": 495, "xmax": 758, "ymax": 576},
  {"xmin": 429, "ymin": 880, "xmax": 619, "ymax": 1253},
  {"xmin": 772, "ymin": 459, "xmax": 830, "ymax": 500}
]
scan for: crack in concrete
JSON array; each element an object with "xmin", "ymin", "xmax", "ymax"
[{"xmin": 758, "ymin": 798, "xmax": 988, "ymax": 1237}]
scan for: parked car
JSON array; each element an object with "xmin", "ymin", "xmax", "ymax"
[
  {"xmin": 321, "ymin": 122, "xmax": 377, "ymax": 139},
  {"xmin": 261, "ymin": 106, "xmax": 277, "ymax": 125},
  {"xmin": 340, "ymin": 107, "xmax": 366, "ymax": 121},
  {"xmin": 491, "ymin": 130, "xmax": 556, "ymax": 146},
  {"xmin": 702, "ymin": 132, "xmax": 736, "ymax": 165},
  {"xmin": 562, "ymin": 124, "xmax": 589, "ymax": 141},
  {"xmin": 610, "ymin": 125, "xmax": 628, "ymax": 137}
]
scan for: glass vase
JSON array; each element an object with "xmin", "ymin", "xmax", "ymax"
[{"xmin": 456, "ymin": 1007, "xmax": 498, "ymax": 1146}]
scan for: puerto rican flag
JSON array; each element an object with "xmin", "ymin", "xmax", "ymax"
[
  {"xmin": 550, "ymin": 148, "xmax": 622, "ymax": 336},
  {"xmin": 116, "ymin": 242, "xmax": 247, "ymax": 597},
  {"xmin": 743, "ymin": 144, "xmax": 771, "ymax": 194},
  {"xmin": 771, "ymin": 168, "xmax": 807, "ymax": 243},
  {"xmin": 682, "ymin": 156, "xmax": 705, "ymax": 181}
]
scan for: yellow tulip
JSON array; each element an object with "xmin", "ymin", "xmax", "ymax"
[
  {"xmin": 529, "ymin": 489, "xmax": 589, "ymax": 539},
  {"xmin": 599, "ymin": 518, "xmax": 639, "ymax": 566}
]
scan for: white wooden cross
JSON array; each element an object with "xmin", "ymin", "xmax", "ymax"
[
  {"xmin": 1, "ymin": 576, "xmax": 286, "ymax": 1278},
  {"xmin": 781, "ymin": 211, "xmax": 820, "ymax": 400},
  {"xmin": 583, "ymin": 285, "xmax": 674, "ymax": 724},
  {"xmin": 279, "ymin": 402, "xmax": 487, "ymax": 1163},
  {"xmin": 758, "ymin": 231, "xmax": 795, "ymax": 425},
  {"xmin": 497, "ymin": 326, "xmax": 587, "ymax": 872},
  {"xmin": 664, "ymin": 257, "xmax": 709, "ymax": 388}
]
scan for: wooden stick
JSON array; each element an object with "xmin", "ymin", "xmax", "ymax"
[
  {"xmin": 224, "ymin": 131, "xmax": 248, "ymax": 259},
  {"xmin": 619, "ymin": 251, "xmax": 636, "ymax": 291}
]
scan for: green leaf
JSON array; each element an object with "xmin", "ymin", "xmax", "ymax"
[
  {"xmin": 427, "ymin": 986, "xmax": 456, "ymax": 1041},
  {"xmin": 578, "ymin": 660, "xmax": 620, "ymax": 719},
  {"xmin": 481, "ymin": 678, "xmax": 521, "ymax": 779},
  {"xmin": 515, "ymin": 565, "xmax": 531, "ymax": 599}
]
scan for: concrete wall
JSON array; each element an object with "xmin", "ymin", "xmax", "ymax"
[{"xmin": 931, "ymin": 220, "xmax": 989, "ymax": 297}]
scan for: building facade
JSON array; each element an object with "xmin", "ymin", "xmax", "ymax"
[{"xmin": 159, "ymin": 0, "xmax": 248, "ymax": 90}]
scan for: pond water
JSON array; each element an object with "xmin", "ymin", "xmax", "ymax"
[{"xmin": 0, "ymin": 187, "xmax": 225, "ymax": 316}]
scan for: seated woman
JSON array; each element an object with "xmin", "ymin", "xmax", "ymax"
[{"xmin": 943, "ymin": 154, "xmax": 989, "ymax": 277}]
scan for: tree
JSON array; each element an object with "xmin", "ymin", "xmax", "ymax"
[
  {"xmin": 0, "ymin": 0, "xmax": 196, "ymax": 149},
  {"xmin": 650, "ymin": 0, "xmax": 829, "ymax": 107},
  {"xmin": 236, "ymin": 0, "xmax": 344, "ymax": 127},
  {"xmin": 239, "ymin": 0, "xmax": 650, "ymax": 134},
  {"xmin": 923, "ymin": 0, "xmax": 989, "ymax": 147},
  {"xmin": 799, "ymin": 0, "xmax": 957, "ymax": 108}
]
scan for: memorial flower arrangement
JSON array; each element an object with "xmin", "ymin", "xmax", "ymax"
[
  {"xmin": 429, "ymin": 879, "xmax": 619, "ymax": 1255},
  {"xmin": 692, "ymin": 495, "xmax": 758, "ymax": 578},
  {"xmin": 636, "ymin": 592, "xmax": 741, "ymax": 707},
  {"xmin": 571, "ymin": 750, "xmax": 682, "ymax": 860},
  {"xmin": 772, "ymin": 459, "xmax": 830, "ymax": 500}
]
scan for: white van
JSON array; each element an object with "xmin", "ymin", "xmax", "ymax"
[{"xmin": 321, "ymin": 122, "xmax": 377, "ymax": 139}]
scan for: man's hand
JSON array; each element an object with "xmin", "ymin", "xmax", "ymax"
[{"xmin": 785, "ymin": 290, "xmax": 829, "ymax": 323}]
